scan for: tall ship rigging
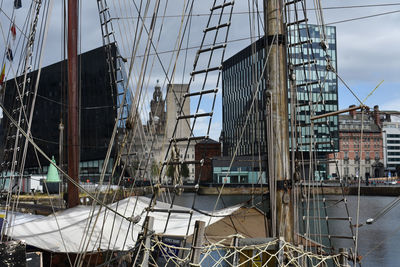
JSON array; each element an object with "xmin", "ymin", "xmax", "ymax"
[{"xmin": 0, "ymin": 0, "xmax": 392, "ymax": 266}]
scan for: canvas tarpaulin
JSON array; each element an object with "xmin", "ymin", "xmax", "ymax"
[{"xmin": 6, "ymin": 196, "xmax": 240, "ymax": 253}]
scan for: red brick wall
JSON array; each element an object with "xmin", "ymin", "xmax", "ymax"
[
  {"xmin": 194, "ymin": 142, "xmax": 221, "ymax": 182},
  {"xmin": 329, "ymin": 132, "xmax": 383, "ymax": 160}
]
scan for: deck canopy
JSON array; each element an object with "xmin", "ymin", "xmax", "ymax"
[{"xmin": 6, "ymin": 197, "xmax": 241, "ymax": 253}]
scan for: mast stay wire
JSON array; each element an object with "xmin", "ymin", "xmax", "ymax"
[
  {"xmin": 0, "ymin": 1, "xmax": 24, "ymax": 196},
  {"xmin": 286, "ymin": 0, "xmax": 321, "ymax": 249},
  {"xmin": 0, "ymin": 3, "xmax": 27, "ymax": 225},
  {"xmin": 98, "ymin": 0, "xmax": 198, "ymax": 262},
  {"xmin": 110, "ymin": 3, "xmax": 400, "ymax": 20},
  {"xmin": 124, "ymin": 0, "xmax": 238, "ymax": 252},
  {"xmin": 78, "ymin": 0, "xmax": 195, "ymax": 264},
  {"xmin": 301, "ymin": 0, "xmax": 379, "ymax": 261},
  {"xmin": 0, "ymin": 0, "xmax": 56, "ymax": 240},
  {"xmin": 285, "ymin": 0, "xmax": 356, "ymax": 253},
  {"xmin": 343, "ymin": 82, "xmax": 385, "ymax": 246},
  {"xmin": 207, "ymin": 32, "xmax": 276, "ymax": 231},
  {"xmin": 11, "ymin": 0, "xmax": 51, "ymax": 217},
  {"xmin": 89, "ymin": 2, "xmax": 197, "ymax": 256},
  {"xmin": 364, "ymin": 197, "xmax": 400, "ymax": 225},
  {"xmin": 0, "ymin": 2, "xmax": 38, "ymax": 176},
  {"xmin": 126, "ymin": 0, "xmax": 193, "ymax": 204},
  {"xmin": 159, "ymin": 0, "xmax": 220, "ymax": 234},
  {"xmin": 76, "ymin": 0, "xmax": 164, "ymax": 261},
  {"xmin": 124, "ymin": 0, "xmax": 198, "ymax": 195},
  {"xmin": 311, "ymin": 0, "xmax": 334, "ymax": 249},
  {"xmin": 81, "ymin": 0, "xmax": 170, "ymax": 258},
  {"xmin": 354, "ymin": 108, "xmax": 366, "ymax": 265},
  {"xmin": 7, "ymin": 0, "xmax": 54, "ymax": 237},
  {"xmin": 312, "ymin": 1, "xmax": 385, "ymax": 256},
  {"xmin": 186, "ymin": 0, "xmax": 249, "ymax": 245},
  {"xmin": 248, "ymin": 0, "xmax": 269, "ymax": 233},
  {"xmin": 0, "ymin": 102, "xmax": 135, "ymax": 221},
  {"xmin": 107, "ymin": 0, "xmax": 177, "ymax": 209}
]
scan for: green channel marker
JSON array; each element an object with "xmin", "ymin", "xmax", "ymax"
[{"xmin": 46, "ymin": 156, "xmax": 60, "ymax": 182}]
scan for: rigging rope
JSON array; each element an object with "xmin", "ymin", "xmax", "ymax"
[{"xmin": 0, "ymin": 101, "xmax": 135, "ymax": 222}]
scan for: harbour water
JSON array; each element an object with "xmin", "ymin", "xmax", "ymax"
[{"xmin": 168, "ymin": 193, "xmax": 400, "ymax": 267}]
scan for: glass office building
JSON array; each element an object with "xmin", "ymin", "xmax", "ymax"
[
  {"xmin": 222, "ymin": 37, "xmax": 267, "ymax": 157},
  {"xmin": 222, "ymin": 24, "xmax": 339, "ymax": 159},
  {"xmin": 289, "ymin": 24, "xmax": 339, "ymax": 154},
  {"xmin": 1, "ymin": 44, "xmax": 130, "ymax": 182}
]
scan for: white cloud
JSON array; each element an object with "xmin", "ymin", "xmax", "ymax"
[
  {"xmin": 3, "ymin": 0, "xmax": 400, "ymax": 142},
  {"xmin": 381, "ymin": 97, "xmax": 400, "ymax": 111}
]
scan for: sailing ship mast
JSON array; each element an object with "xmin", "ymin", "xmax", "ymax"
[
  {"xmin": 264, "ymin": 0, "xmax": 294, "ymax": 242},
  {"xmin": 67, "ymin": 0, "xmax": 80, "ymax": 208}
]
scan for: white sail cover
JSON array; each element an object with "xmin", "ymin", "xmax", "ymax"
[{"xmin": 6, "ymin": 196, "xmax": 240, "ymax": 253}]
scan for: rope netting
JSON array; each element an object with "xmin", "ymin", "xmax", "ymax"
[{"xmin": 135, "ymin": 235, "xmax": 342, "ymax": 267}]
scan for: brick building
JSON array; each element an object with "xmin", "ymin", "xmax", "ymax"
[
  {"xmin": 194, "ymin": 139, "xmax": 221, "ymax": 183},
  {"xmin": 328, "ymin": 106, "xmax": 384, "ymax": 180}
]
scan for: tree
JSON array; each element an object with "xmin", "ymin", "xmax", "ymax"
[
  {"xmin": 166, "ymin": 145, "xmax": 179, "ymax": 179},
  {"xmin": 151, "ymin": 161, "xmax": 160, "ymax": 178},
  {"xmin": 181, "ymin": 163, "xmax": 189, "ymax": 178},
  {"xmin": 166, "ymin": 164, "xmax": 175, "ymax": 179}
]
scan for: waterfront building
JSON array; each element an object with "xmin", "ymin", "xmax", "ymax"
[
  {"xmin": 211, "ymin": 156, "xmax": 267, "ymax": 184},
  {"xmin": 221, "ymin": 24, "xmax": 339, "ymax": 179},
  {"xmin": 123, "ymin": 82, "xmax": 196, "ymax": 183},
  {"xmin": 148, "ymin": 80, "xmax": 166, "ymax": 136},
  {"xmin": 1, "ymin": 44, "xmax": 126, "ymax": 183},
  {"xmin": 128, "ymin": 83, "xmax": 195, "ymax": 183},
  {"xmin": 288, "ymin": 24, "xmax": 339, "ymax": 155},
  {"xmin": 166, "ymin": 84, "xmax": 190, "ymax": 140},
  {"xmin": 166, "ymin": 83, "xmax": 195, "ymax": 182},
  {"xmin": 382, "ymin": 116, "xmax": 400, "ymax": 176},
  {"xmin": 194, "ymin": 139, "xmax": 221, "ymax": 183},
  {"xmin": 221, "ymin": 36, "xmax": 266, "ymax": 157},
  {"xmin": 327, "ymin": 106, "xmax": 384, "ymax": 180}
]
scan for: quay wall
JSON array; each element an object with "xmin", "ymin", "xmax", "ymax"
[{"xmin": 309, "ymin": 186, "xmax": 400, "ymax": 196}]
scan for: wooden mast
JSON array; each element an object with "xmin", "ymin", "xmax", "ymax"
[
  {"xmin": 264, "ymin": 0, "xmax": 294, "ymax": 242},
  {"xmin": 67, "ymin": 0, "xmax": 80, "ymax": 208}
]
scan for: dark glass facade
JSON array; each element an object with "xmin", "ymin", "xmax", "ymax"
[
  {"xmin": 288, "ymin": 24, "xmax": 339, "ymax": 153},
  {"xmin": 222, "ymin": 39, "xmax": 267, "ymax": 157},
  {"xmin": 1, "ymin": 44, "xmax": 125, "ymax": 182},
  {"xmin": 222, "ymin": 24, "xmax": 339, "ymax": 158}
]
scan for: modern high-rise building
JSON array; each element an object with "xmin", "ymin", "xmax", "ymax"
[
  {"xmin": 221, "ymin": 25, "xmax": 339, "ymax": 168},
  {"xmin": 1, "ymin": 44, "xmax": 128, "ymax": 182},
  {"xmin": 289, "ymin": 25, "xmax": 339, "ymax": 155},
  {"xmin": 221, "ymin": 37, "xmax": 267, "ymax": 157}
]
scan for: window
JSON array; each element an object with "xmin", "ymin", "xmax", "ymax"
[{"xmin": 365, "ymin": 153, "xmax": 370, "ymax": 163}]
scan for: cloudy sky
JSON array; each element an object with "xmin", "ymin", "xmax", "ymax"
[{"xmin": 1, "ymin": 0, "xmax": 400, "ymax": 140}]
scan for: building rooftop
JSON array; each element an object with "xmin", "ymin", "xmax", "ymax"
[
  {"xmin": 212, "ymin": 155, "xmax": 267, "ymax": 168},
  {"xmin": 197, "ymin": 138, "xmax": 220, "ymax": 145},
  {"xmin": 339, "ymin": 113, "xmax": 381, "ymax": 133}
]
